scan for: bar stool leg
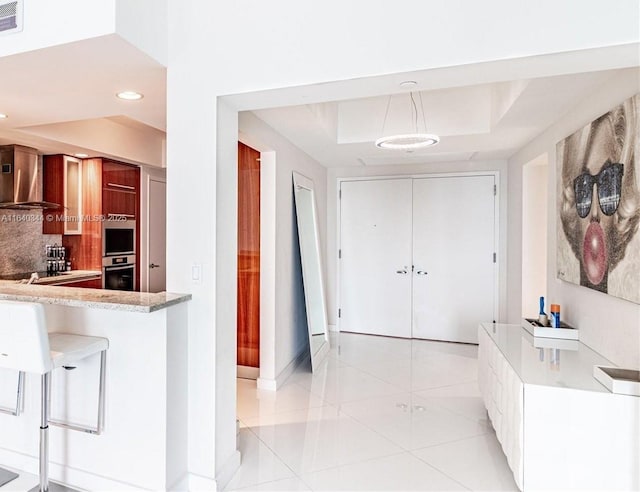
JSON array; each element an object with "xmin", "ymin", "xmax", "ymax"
[{"xmin": 29, "ymin": 373, "xmax": 78, "ymax": 492}]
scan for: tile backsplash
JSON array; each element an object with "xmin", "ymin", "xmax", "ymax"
[{"xmin": 0, "ymin": 210, "xmax": 62, "ymax": 275}]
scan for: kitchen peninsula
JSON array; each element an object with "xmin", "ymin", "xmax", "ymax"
[{"xmin": 0, "ymin": 283, "xmax": 191, "ymax": 490}]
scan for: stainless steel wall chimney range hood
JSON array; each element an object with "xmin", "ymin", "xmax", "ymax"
[{"xmin": 0, "ymin": 145, "xmax": 61, "ymax": 209}]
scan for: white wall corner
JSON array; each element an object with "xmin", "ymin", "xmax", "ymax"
[
  {"xmin": 115, "ymin": 0, "xmax": 167, "ymax": 66},
  {"xmin": 257, "ymin": 346, "xmax": 310, "ymax": 391},
  {"xmin": 214, "ymin": 450, "xmax": 241, "ymax": 492},
  {"xmin": 167, "ymin": 472, "xmax": 190, "ymax": 492},
  {"xmin": 328, "ymin": 323, "xmax": 338, "ymax": 332},
  {"xmin": 187, "ymin": 472, "xmax": 217, "ymax": 492}
]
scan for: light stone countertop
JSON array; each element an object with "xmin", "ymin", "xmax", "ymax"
[{"xmin": 0, "ymin": 282, "xmax": 191, "ymax": 313}]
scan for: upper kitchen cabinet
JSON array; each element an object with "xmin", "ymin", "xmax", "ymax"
[
  {"xmin": 102, "ymin": 160, "xmax": 140, "ymax": 219},
  {"xmin": 43, "ymin": 155, "xmax": 83, "ymax": 235}
]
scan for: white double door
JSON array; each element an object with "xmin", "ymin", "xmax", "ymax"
[{"xmin": 339, "ymin": 175, "xmax": 496, "ymax": 343}]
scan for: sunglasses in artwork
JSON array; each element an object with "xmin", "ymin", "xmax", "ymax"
[{"xmin": 573, "ymin": 161, "xmax": 624, "ymax": 218}]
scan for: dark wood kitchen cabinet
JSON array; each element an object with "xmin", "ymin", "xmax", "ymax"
[
  {"xmin": 42, "ymin": 155, "xmax": 83, "ymax": 235},
  {"xmin": 102, "ymin": 161, "xmax": 140, "ymax": 219},
  {"xmin": 42, "ymin": 156, "xmax": 141, "ymax": 290}
]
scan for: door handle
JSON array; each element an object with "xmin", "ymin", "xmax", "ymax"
[
  {"xmin": 149, "ymin": 263, "xmax": 161, "ymax": 269},
  {"xmin": 396, "ymin": 269, "xmax": 408, "ymax": 274},
  {"xmin": 416, "ymin": 270, "xmax": 428, "ymax": 275}
]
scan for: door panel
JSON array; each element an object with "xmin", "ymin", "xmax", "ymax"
[
  {"xmin": 148, "ymin": 179, "xmax": 166, "ymax": 293},
  {"xmin": 412, "ymin": 175, "xmax": 495, "ymax": 343},
  {"xmin": 340, "ymin": 179, "xmax": 412, "ymax": 338}
]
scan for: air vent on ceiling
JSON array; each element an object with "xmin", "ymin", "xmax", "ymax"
[{"xmin": 0, "ymin": 1, "xmax": 22, "ymax": 35}]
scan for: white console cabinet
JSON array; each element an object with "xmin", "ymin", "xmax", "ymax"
[{"xmin": 478, "ymin": 323, "xmax": 639, "ymax": 491}]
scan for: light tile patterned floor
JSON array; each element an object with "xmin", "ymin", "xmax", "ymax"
[{"xmin": 229, "ymin": 332, "xmax": 518, "ymax": 492}]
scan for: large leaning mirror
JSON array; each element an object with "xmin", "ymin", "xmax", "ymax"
[{"xmin": 293, "ymin": 172, "xmax": 330, "ymax": 371}]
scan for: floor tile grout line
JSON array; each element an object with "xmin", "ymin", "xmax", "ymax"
[
  {"xmin": 231, "ymin": 426, "xmax": 303, "ymax": 491},
  {"xmin": 408, "ymin": 452, "xmax": 473, "ymax": 492}
]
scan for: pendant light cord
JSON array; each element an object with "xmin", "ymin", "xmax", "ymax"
[
  {"xmin": 409, "ymin": 92, "xmax": 419, "ymax": 133},
  {"xmin": 418, "ymin": 91, "xmax": 428, "ymax": 134},
  {"xmin": 380, "ymin": 94, "xmax": 392, "ymax": 136}
]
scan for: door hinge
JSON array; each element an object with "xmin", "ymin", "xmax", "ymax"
[
  {"xmin": 493, "ymin": 252, "xmax": 497, "ymax": 263},
  {"xmin": 493, "ymin": 184, "xmax": 497, "ymax": 196},
  {"xmin": 339, "ymin": 189, "xmax": 342, "ymax": 199},
  {"xmin": 338, "ymin": 308, "xmax": 341, "ymax": 318},
  {"xmin": 339, "ymin": 249, "xmax": 342, "ymax": 259}
]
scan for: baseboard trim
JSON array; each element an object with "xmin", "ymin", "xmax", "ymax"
[
  {"xmin": 237, "ymin": 365, "xmax": 259, "ymax": 380},
  {"xmin": 215, "ymin": 450, "xmax": 241, "ymax": 491},
  {"xmin": 257, "ymin": 347, "xmax": 309, "ymax": 391},
  {"xmin": 0, "ymin": 448, "xmax": 149, "ymax": 491}
]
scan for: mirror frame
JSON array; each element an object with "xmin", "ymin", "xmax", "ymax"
[{"xmin": 292, "ymin": 171, "xmax": 330, "ymax": 371}]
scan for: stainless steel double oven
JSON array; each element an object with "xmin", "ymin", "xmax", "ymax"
[{"xmin": 102, "ymin": 215, "xmax": 135, "ymax": 290}]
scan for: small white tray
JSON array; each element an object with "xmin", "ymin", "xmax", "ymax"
[
  {"xmin": 593, "ymin": 366, "xmax": 640, "ymax": 397},
  {"xmin": 522, "ymin": 318, "xmax": 579, "ymax": 340},
  {"xmin": 522, "ymin": 330, "xmax": 580, "ymax": 350}
]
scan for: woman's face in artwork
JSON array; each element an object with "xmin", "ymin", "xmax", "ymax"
[{"xmin": 576, "ymin": 121, "xmax": 620, "ymax": 285}]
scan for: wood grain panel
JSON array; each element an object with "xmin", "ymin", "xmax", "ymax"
[
  {"xmin": 103, "ymin": 160, "xmax": 139, "ymax": 189},
  {"xmin": 63, "ymin": 158, "xmax": 103, "ymax": 277},
  {"xmin": 42, "ymin": 155, "xmax": 64, "ymax": 234},
  {"xmin": 59, "ymin": 278, "xmax": 102, "ymax": 289},
  {"xmin": 237, "ymin": 142, "xmax": 261, "ymax": 368},
  {"xmin": 102, "ymin": 160, "xmax": 140, "ymax": 291}
]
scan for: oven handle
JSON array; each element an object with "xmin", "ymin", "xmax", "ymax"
[{"xmin": 104, "ymin": 264, "xmax": 135, "ymax": 272}]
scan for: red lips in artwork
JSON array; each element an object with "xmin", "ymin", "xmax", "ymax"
[{"xmin": 582, "ymin": 221, "xmax": 607, "ymax": 285}]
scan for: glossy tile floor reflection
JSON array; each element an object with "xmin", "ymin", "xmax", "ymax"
[{"xmin": 229, "ymin": 332, "xmax": 518, "ymax": 492}]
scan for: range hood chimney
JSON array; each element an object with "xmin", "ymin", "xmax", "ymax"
[{"xmin": 0, "ymin": 145, "xmax": 61, "ymax": 210}]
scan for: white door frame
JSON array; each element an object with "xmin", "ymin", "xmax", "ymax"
[
  {"xmin": 140, "ymin": 166, "xmax": 167, "ymax": 293},
  {"xmin": 336, "ymin": 170, "xmax": 500, "ymax": 336}
]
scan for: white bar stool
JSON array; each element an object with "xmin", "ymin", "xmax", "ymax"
[{"xmin": 0, "ymin": 301, "xmax": 108, "ymax": 492}]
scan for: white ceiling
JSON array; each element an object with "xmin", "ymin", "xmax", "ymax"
[
  {"xmin": 0, "ymin": 34, "xmax": 633, "ymax": 169},
  {"xmin": 250, "ymin": 70, "xmax": 622, "ymax": 167},
  {"xmin": 0, "ymin": 34, "xmax": 166, "ymax": 166}
]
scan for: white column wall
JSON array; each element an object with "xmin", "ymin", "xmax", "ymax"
[
  {"xmin": 507, "ymin": 68, "xmax": 640, "ymax": 369},
  {"xmin": 165, "ymin": 1, "xmax": 640, "ymax": 485}
]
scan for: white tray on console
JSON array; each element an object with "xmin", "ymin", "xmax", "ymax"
[
  {"xmin": 593, "ymin": 366, "xmax": 640, "ymax": 397},
  {"xmin": 522, "ymin": 318, "xmax": 579, "ymax": 340}
]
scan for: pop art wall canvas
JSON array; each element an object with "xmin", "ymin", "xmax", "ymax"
[{"xmin": 557, "ymin": 93, "xmax": 640, "ymax": 304}]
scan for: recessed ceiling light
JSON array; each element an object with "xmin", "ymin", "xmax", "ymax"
[
  {"xmin": 0, "ymin": 113, "xmax": 8, "ymax": 119},
  {"xmin": 75, "ymin": 153, "xmax": 89, "ymax": 158},
  {"xmin": 399, "ymin": 80, "xmax": 417, "ymax": 87},
  {"xmin": 116, "ymin": 91, "xmax": 144, "ymax": 101}
]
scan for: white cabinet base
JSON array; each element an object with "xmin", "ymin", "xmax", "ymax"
[{"xmin": 478, "ymin": 324, "xmax": 639, "ymax": 491}]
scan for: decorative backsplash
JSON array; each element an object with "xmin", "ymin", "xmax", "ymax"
[{"xmin": 0, "ymin": 210, "xmax": 62, "ymax": 275}]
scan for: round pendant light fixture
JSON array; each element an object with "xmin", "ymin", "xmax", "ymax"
[
  {"xmin": 375, "ymin": 133, "xmax": 440, "ymax": 150},
  {"xmin": 375, "ymin": 83, "xmax": 439, "ymax": 150}
]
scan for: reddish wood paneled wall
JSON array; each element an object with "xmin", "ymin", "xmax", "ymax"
[
  {"xmin": 63, "ymin": 158, "xmax": 103, "ymax": 272},
  {"xmin": 237, "ymin": 142, "xmax": 261, "ymax": 368}
]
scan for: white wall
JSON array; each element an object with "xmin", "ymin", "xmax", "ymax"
[
  {"xmin": 0, "ymin": 0, "xmax": 115, "ymax": 58},
  {"xmin": 239, "ymin": 112, "xmax": 328, "ymax": 384},
  {"xmin": 165, "ymin": 1, "xmax": 640, "ymax": 487},
  {"xmin": 0, "ymin": 0, "xmax": 167, "ymax": 66},
  {"xmin": 115, "ymin": 0, "xmax": 167, "ymax": 65},
  {"xmin": 521, "ymin": 156, "xmax": 548, "ymax": 318},
  {"xmin": 327, "ymin": 160, "xmax": 508, "ymax": 327},
  {"xmin": 508, "ymin": 68, "xmax": 640, "ymax": 369}
]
